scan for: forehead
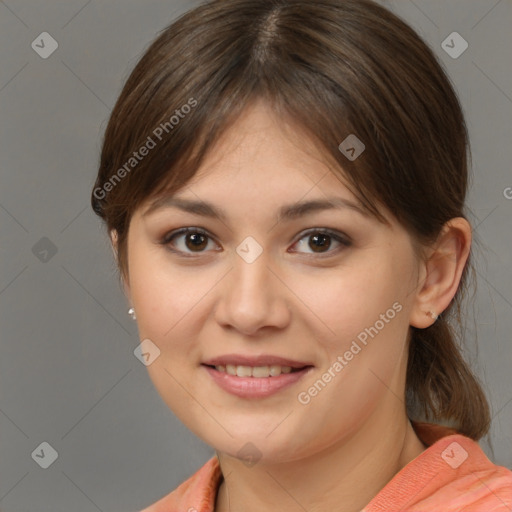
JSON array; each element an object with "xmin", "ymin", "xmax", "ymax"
[
  {"xmin": 136, "ymin": 99, "xmax": 390, "ymax": 228},
  {"xmin": 179, "ymin": 100, "xmax": 348, "ymax": 195}
]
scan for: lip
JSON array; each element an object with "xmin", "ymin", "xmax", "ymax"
[
  {"xmin": 202, "ymin": 353, "xmax": 313, "ymax": 368},
  {"xmin": 202, "ymin": 365, "xmax": 314, "ymax": 399}
]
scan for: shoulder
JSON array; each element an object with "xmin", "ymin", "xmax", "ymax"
[
  {"xmin": 364, "ymin": 422, "xmax": 512, "ymax": 511},
  {"xmin": 139, "ymin": 456, "xmax": 222, "ymax": 512}
]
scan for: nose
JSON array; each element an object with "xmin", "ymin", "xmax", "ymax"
[{"xmin": 214, "ymin": 247, "xmax": 291, "ymax": 336}]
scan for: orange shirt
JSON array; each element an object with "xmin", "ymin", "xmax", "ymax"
[{"xmin": 140, "ymin": 422, "xmax": 512, "ymax": 512}]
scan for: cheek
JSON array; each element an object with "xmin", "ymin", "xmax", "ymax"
[
  {"xmin": 288, "ymin": 258, "xmax": 404, "ymax": 347},
  {"xmin": 293, "ymin": 252, "xmax": 413, "ymax": 403},
  {"xmin": 128, "ymin": 244, "xmax": 213, "ymax": 339},
  {"xmin": 126, "ymin": 248, "xmax": 209, "ymax": 410}
]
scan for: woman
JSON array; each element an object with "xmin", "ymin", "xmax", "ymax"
[{"xmin": 91, "ymin": 0, "xmax": 512, "ymax": 510}]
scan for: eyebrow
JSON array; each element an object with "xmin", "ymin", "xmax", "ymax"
[{"xmin": 143, "ymin": 196, "xmax": 369, "ymax": 221}]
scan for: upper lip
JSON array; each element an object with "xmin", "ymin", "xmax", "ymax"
[{"xmin": 202, "ymin": 354, "xmax": 313, "ymax": 369}]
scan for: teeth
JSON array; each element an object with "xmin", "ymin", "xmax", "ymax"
[{"xmin": 215, "ymin": 364, "xmax": 294, "ymax": 377}]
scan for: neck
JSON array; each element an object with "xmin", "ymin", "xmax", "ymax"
[{"xmin": 215, "ymin": 414, "xmax": 426, "ymax": 512}]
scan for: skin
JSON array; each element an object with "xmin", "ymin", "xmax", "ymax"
[{"xmin": 113, "ymin": 99, "xmax": 471, "ymax": 512}]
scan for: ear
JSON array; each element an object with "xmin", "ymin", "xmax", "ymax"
[
  {"xmin": 110, "ymin": 229, "xmax": 119, "ymax": 262},
  {"xmin": 409, "ymin": 217, "xmax": 471, "ymax": 329},
  {"xmin": 110, "ymin": 229, "xmax": 131, "ymax": 299}
]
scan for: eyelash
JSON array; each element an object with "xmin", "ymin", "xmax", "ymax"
[{"xmin": 159, "ymin": 227, "xmax": 352, "ymax": 258}]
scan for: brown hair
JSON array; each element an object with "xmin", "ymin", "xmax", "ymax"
[{"xmin": 91, "ymin": 0, "xmax": 490, "ymax": 439}]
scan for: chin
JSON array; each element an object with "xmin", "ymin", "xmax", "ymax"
[{"xmin": 207, "ymin": 425, "xmax": 310, "ymax": 465}]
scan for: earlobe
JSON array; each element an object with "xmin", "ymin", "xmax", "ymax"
[{"xmin": 409, "ymin": 218, "xmax": 471, "ymax": 329}]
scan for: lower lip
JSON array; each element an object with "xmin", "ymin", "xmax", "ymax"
[{"xmin": 202, "ymin": 365, "xmax": 313, "ymax": 398}]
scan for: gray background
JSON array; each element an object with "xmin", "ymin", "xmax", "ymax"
[{"xmin": 0, "ymin": 1, "xmax": 511, "ymax": 511}]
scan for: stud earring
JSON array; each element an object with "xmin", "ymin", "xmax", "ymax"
[
  {"xmin": 427, "ymin": 310, "xmax": 438, "ymax": 321},
  {"xmin": 128, "ymin": 307, "xmax": 136, "ymax": 320}
]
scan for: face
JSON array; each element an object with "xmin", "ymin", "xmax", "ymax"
[{"xmin": 124, "ymin": 100, "xmax": 423, "ymax": 463}]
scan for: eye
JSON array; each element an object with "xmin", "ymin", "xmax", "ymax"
[
  {"xmin": 160, "ymin": 227, "xmax": 351, "ymax": 257},
  {"xmin": 161, "ymin": 227, "xmax": 220, "ymax": 255},
  {"xmin": 290, "ymin": 229, "xmax": 351, "ymax": 256}
]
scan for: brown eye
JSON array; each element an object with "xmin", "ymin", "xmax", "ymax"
[
  {"xmin": 162, "ymin": 227, "xmax": 219, "ymax": 255},
  {"xmin": 292, "ymin": 229, "xmax": 351, "ymax": 255},
  {"xmin": 184, "ymin": 232, "xmax": 208, "ymax": 251},
  {"xmin": 308, "ymin": 233, "xmax": 332, "ymax": 252}
]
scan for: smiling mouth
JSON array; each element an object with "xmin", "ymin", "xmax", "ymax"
[{"xmin": 203, "ymin": 364, "xmax": 311, "ymax": 378}]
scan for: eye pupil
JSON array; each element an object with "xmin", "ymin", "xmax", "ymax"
[
  {"xmin": 186, "ymin": 232, "xmax": 208, "ymax": 251},
  {"xmin": 309, "ymin": 233, "xmax": 331, "ymax": 252}
]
